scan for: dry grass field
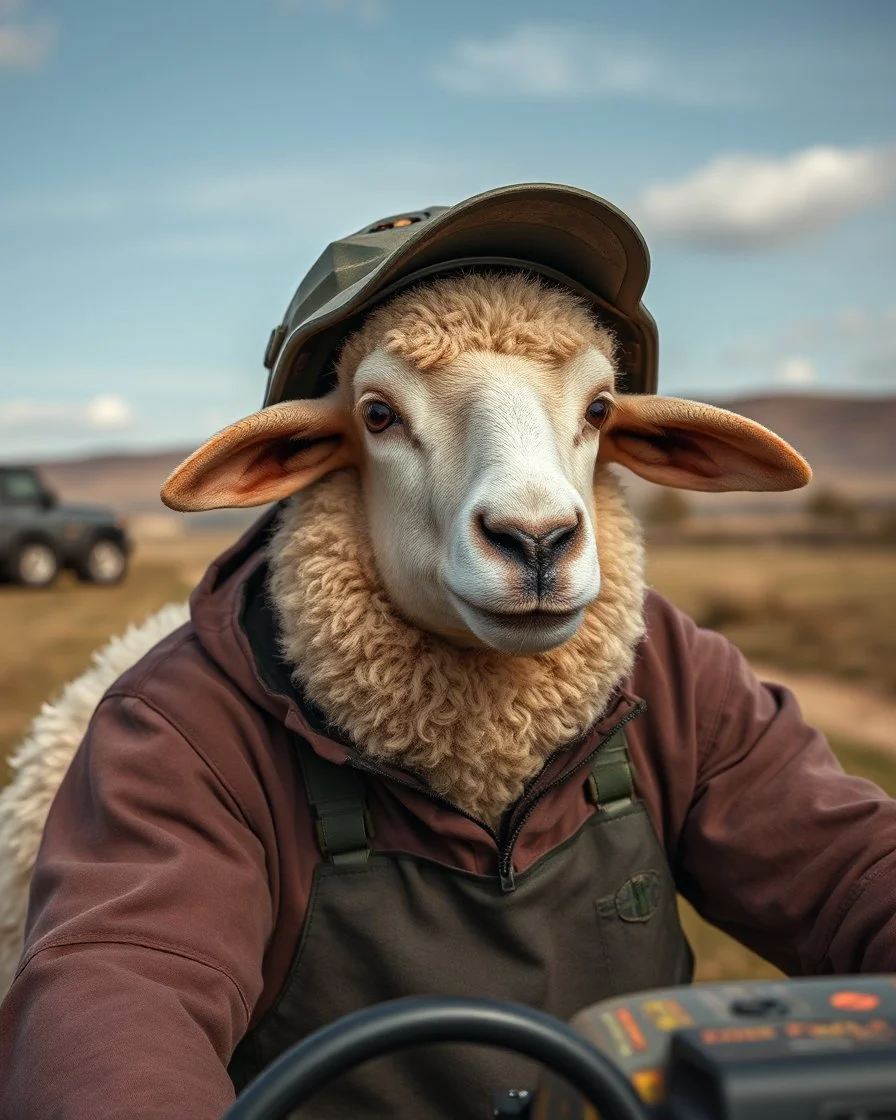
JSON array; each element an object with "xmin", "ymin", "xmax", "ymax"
[
  {"xmin": 647, "ymin": 542, "xmax": 896, "ymax": 694},
  {"xmin": 649, "ymin": 541, "xmax": 896, "ymax": 978},
  {"xmin": 1, "ymin": 528, "xmax": 894, "ymax": 982}
]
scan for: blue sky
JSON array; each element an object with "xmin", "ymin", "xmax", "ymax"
[{"xmin": 1, "ymin": 0, "xmax": 894, "ymax": 458}]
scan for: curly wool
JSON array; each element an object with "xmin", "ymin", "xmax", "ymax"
[
  {"xmin": 337, "ymin": 271, "xmax": 616, "ymax": 378},
  {"xmin": 269, "ymin": 468, "xmax": 646, "ymax": 827}
]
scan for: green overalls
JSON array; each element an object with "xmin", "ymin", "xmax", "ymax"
[{"xmin": 229, "ymin": 727, "xmax": 693, "ymax": 1118}]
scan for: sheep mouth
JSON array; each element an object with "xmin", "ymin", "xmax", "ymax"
[{"xmin": 453, "ymin": 595, "xmax": 583, "ymax": 627}]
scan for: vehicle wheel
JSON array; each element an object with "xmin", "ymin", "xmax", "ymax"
[
  {"xmin": 79, "ymin": 538, "xmax": 128, "ymax": 585},
  {"xmin": 12, "ymin": 541, "xmax": 60, "ymax": 588}
]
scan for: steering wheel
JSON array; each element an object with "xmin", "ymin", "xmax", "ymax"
[{"xmin": 224, "ymin": 996, "xmax": 648, "ymax": 1120}]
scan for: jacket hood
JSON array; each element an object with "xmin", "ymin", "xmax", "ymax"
[
  {"xmin": 188, "ymin": 506, "xmax": 401, "ymax": 771},
  {"xmin": 188, "ymin": 508, "xmax": 297, "ymax": 726}
]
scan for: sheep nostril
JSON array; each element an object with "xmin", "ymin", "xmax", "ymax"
[
  {"xmin": 477, "ymin": 513, "xmax": 580, "ymax": 570},
  {"xmin": 539, "ymin": 519, "xmax": 579, "ymax": 563},
  {"xmin": 477, "ymin": 515, "xmax": 538, "ymax": 565}
]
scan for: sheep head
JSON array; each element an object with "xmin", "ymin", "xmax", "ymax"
[{"xmin": 162, "ymin": 273, "xmax": 810, "ymax": 655}]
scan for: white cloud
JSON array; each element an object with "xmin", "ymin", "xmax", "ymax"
[
  {"xmin": 85, "ymin": 395, "xmax": 134, "ymax": 429},
  {"xmin": 0, "ymin": 378, "xmax": 261, "ymax": 459},
  {"xmin": 727, "ymin": 305, "xmax": 896, "ymax": 389},
  {"xmin": 777, "ymin": 356, "xmax": 817, "ymax": 385},
  {"xmin": 433, "ymin": 23, "xmax": 752, "ymax": 105},
  {"xmin": 0, "ymin": 0, "xmax": 55, "ymax": 71},
  {"xmin": 0, "ymin": 394, "xmax": 142, "ymax": 458},
  {"xmin": 638, "ymin": 143, "xmax": 896, "ymax": 250},
  {"xmin": 0, "ymin": 395, "xmax": 135, "ymax": 435}
]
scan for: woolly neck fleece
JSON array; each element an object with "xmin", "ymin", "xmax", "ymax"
[{"xmin": 268, "ymin": 467, "xmax": 647, "ymax": 826}]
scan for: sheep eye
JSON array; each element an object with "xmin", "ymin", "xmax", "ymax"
[
  {"xmin": 585, "ymin": 397, "xmax": 612, "ymax": 429},
  {"xmin": 363, "ymin": 400, "xmax": 399, "ymax": 433}
]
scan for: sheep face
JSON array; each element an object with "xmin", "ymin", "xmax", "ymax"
[
  {"xmin": 352, "ymin": 343, "xmax": 614, "ymax": 653},
  {"xmin": 161, "ymin": 274, "xmax": 811, "ymax": 657}
]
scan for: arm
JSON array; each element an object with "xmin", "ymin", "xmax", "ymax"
[
  {"xmin": 676, "ymin": 625, "xmax": 896, "ymax": 975},
  {"xmin": 0, "ymin": 693, "xmax": 272, "ymax": 1120}
]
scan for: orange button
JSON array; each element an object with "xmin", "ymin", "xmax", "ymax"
[
  {"xmin": 632, "ymin": 1068, "xmax": 665, "ymax": 1104},
  {"xmin": 829, "ymin": 991, "xmax": 881, "ymax": 1011}
]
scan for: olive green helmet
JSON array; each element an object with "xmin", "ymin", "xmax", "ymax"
[{"xmin": 262, "ymin": 182, "xmax": 658, "ymax": 406}]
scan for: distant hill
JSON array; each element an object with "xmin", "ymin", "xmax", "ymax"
[
  {"xmin": 15, "ymin": 394, "xmax": 896, "ymax": 524},
  {"xmin": 621, "ymin": 393, "xmax": 896, "ymax": 516},
  {"xmin": 34, "ymin": 449, "xmax": 256, "ymax": 533},
  {"xmin": 36, "ymin": 450, "xmax": 188, "ymax": 514},
  {"xmin": 715, "ymin": 394, "xmax": 896, "ymax": 484},
  {"xmin": 644, "ymin": 393, "xmax": 896, "ymax": 516}
]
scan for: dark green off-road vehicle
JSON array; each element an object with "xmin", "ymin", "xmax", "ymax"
[{"xmin": 0, "ymin": 466, "xmax": 131, "ymax": 588}]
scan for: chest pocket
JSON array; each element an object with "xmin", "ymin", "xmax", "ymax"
[{"xmin": 585, "ymin": 731, "xmax": 694, "ymax": 998}]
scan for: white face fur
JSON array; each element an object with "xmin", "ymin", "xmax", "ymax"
[{"xmin": 352, "ymin": 344, "xmax": 616, "ymax": 655}]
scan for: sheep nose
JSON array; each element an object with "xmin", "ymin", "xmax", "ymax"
[{"xmin": 476, "ymin": 512, "xmax": 581, "ymax": 572}]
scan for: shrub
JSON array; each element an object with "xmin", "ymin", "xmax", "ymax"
[{"xmin": 644, "ymin": 488, "xmax": 691, "ymax": 529}]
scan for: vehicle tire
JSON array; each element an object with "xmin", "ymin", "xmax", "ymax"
[
  {"xmin": 12, "ymin": 540, "xmax": 60, "ymax": 588},
  {"xmin": 78, "ymin": 537, "xmax": 128, "ymax": 585}
]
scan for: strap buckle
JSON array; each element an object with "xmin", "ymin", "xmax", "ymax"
[
  {"xmin": 587, "ymin": 727, "xmax": 636, "ymax": 814},
  {"xmin": 296, "ymin": 740, "xmax": 374, "ymax": 866}
]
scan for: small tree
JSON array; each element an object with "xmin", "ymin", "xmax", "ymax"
[
  {"xmin": 875, "ymin": 507, "xmax": 896, "ymax": 544},
  {"xmin": 806, "ymin": 487, "xmax": 859, "ymax": 530},
  {"xmin": 644, "ymin": 488, "xmax": 691, "ymax": 529}
]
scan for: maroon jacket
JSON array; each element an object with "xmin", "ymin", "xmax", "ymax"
[{"xmin": 1, "ymin": 514, "xmax": 895, "ymax": 1119}]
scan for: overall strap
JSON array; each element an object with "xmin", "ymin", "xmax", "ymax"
[
  {"xmin": 586, "ymin": 727, "xmax": 636, "ymax": 815},
  {"xmin": 295, "ymin": 739, "xmax": 374, "ymax": 866}
]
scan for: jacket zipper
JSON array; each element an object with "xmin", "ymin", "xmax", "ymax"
[
  {"xmin": 496, "ymin": 701, "xmax": 647, "ymax": 893},
  {"xmin": 346, "ymin": 700, "xmax": 646, "ymax": 894}
]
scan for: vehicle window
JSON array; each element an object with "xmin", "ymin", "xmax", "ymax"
[{"xmin": 1, "ymin": 471, "xmax": 44, "ymax": 504}]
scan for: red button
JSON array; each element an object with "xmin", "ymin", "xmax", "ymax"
[{"xmin": 829, "ymin": 991, "xmax": 881, "ymax": 1011}]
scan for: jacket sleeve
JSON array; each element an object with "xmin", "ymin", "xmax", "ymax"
[
  {"xmin": 675, "ymin": 621, "xmax": 896, "ymax": 976},
  {"xmin": 0, "ymin": 692, "xmax": 272, "ymax": 1120}
]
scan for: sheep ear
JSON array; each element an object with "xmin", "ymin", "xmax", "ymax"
[
  {"xmin": 598, "ymin": 395, "xmax": 812, "ymax": 492},
  {"xmin": 161, "ymin": 396, "xmax": 355, "ymax": 511}
]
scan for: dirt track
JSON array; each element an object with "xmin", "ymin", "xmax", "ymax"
[{"xmin": 751, "ymin": 663, "xmax": 895, "ymax": 754}]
